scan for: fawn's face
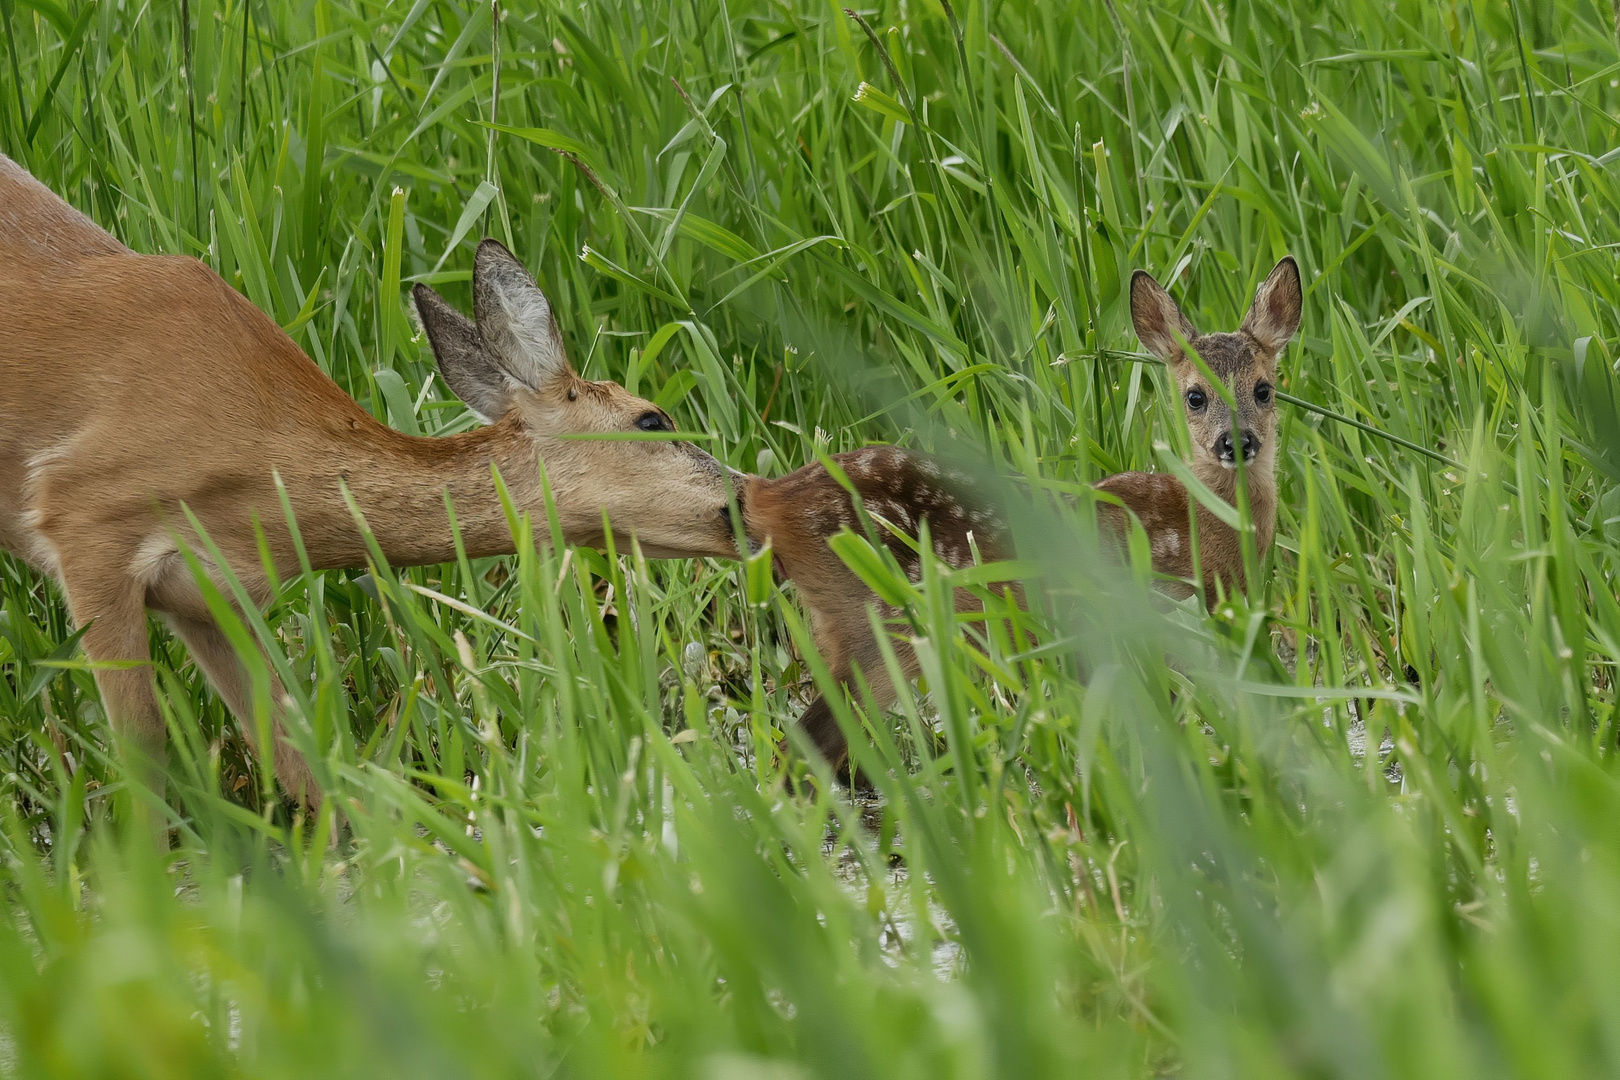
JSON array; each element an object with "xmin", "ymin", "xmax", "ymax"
[
  {"xmin": 1130, "ymin": 258, "xmax": 1302, "ymax": 478},
  {"xmin": 1170, "ymin": 333, "xmax": 1278, "ymax": 473}
]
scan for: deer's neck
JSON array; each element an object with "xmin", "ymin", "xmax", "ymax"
[
  {"xmin": 291, "ymin": 417, "xmax": 538, "ymax": 571},
  {"xmin": 1194, "ymin": 456, "xmax": 1277, "ymax": 554}
]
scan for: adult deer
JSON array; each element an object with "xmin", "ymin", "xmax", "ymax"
[
  {"xmin": 742, "ymin": 257, "xmax": 1301, "ymax": 771},
  {"xmin": 0, "ymin": 153, "xmax": 741, "ymax": 807}
]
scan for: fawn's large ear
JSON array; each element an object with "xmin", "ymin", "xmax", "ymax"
[
  {"xmin": 1130, "ymin": 269, "xmax": 1199, "ymax": 364},
  {"xmin": 471, "ymin": 238, "xmax": 573, "ymax": 390},
  {"xmin": 1239, "ymin": 256, "xmax": 1303, "ymax": 355},
  {"xmin": 413, "ymin": 283, "xmax": 512, "ymax": 422}
]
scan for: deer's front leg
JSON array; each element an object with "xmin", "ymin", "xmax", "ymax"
[
  {"xmin": 54, "ymin": 558, "xmax": 166, "ymax": 806},
  {"xmin": 162, "ymin": 612, "xmax": 321, "ymax": 807},
  {"xmin": 145, "ymin": 556, "xmax": 321, "ymax": 807}
]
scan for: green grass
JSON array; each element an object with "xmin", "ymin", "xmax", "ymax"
[{"xmin": 4, "ymin": 0, "xmax": 1620, "ymax": 1075}]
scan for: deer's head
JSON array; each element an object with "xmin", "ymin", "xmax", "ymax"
[
  {"xmin": 1130, "ymin": 257, "xmax": 1302, "ymax": 484},
  {"xmin": 413, "ymin": 240, "xmax": 740, "ymax": 560}
]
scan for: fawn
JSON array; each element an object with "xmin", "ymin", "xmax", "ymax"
[
  {"xmin": 741, "ymin": 448, "xmax": 1012, "ymax": 770},
  {"xmin": 1100, "ymin": 256, "xmax": 1301, "ymax": 599},
  {"xmin": 743, "ymin": 257, "xmax": 1301, "ymax": 770},
  {"xmin": 0, "ymin": 152, "xmax": 741, "ymax": 807}
]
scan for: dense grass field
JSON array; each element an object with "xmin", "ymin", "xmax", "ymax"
[{"xmin": 5, "ymin": 0, "xmax": 1620, "ymax": 1075}]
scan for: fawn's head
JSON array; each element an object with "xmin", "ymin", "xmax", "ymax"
[
  {"xmin": 413, "ymin": 240, "xmax": 740, "ymax": 559},
  {"xmin": 1130, "ymin": 257, "xmax": 1302, "ymax": 482}
]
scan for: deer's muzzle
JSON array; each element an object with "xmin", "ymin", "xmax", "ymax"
[{"xmin": 1215, "ymin": 430, "xmax": 1259, "ymax": 466}]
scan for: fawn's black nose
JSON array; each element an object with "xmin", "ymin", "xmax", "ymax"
[{"xmin": 1215, "ymin": 430, "xmax": 1259, "ymax": 464}]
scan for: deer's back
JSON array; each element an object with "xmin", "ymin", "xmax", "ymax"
[
  {"xmin": 0, "ymin": 153, "xmax": 130, "ymax": 265},
  {"xmin": 748, "ymin": 448, "xmax": 1006, "ymax": 577},
  {"xmin": 0, "ymin": 153, "xmax": 362, "ymax": 445},
  {"xmin": 0, "ymin": 155, "xmax": 383, "ymax": 563},
  {"xmin": 3, "ymin": 253, "xmax": 367, "ymax": 451}
]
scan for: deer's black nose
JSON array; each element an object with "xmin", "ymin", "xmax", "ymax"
[{"xmin": 1215, "ymin": 431, "xmax": 1260, "ymax": 463}]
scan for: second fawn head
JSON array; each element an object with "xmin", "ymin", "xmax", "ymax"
[
  {"xmin": 413, "ymin": 240, "xmax": 741, "ymax": 560},
  {"xmin": 1129, "ymin": 257, "xmax": 1302, "ymax": 491}
]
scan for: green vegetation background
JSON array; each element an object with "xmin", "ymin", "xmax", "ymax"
[{"xmin": 3, "ymin": 0, "xmax": 1620, "ymax": 1076}]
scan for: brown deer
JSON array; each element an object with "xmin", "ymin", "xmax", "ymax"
[
  {"xmin": 0, "ymin": 153, "xmax": 741, "ymax": 808},
  {"xmin": 1099, "ymin": 256, "xmax": 1301, "ymax": 600},
  {"xmin": 741, "ymin": 448, "xmax": 1012, "ymax": 772},
  {"xmin": 742, "ymin": 257, "xmax": 1301, "ymax": 771}
]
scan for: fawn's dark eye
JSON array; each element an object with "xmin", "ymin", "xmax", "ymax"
[
  {"xmin": 1254, "ymin": 382, "xmax": 1273, "ymax": 405},
  {"xmin": 636, "ymin": 411, "xmax": 671, "ymax": 432},
  {"xmin": 1185, "ymin": 387, "xmax": 1208, "ymax": 411}
]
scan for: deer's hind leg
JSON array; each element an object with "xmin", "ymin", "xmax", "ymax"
[{"xmin": 796, "ymin": 606, "xmax": 918, "ymax": 776}]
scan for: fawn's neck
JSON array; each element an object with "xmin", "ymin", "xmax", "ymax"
[{"xmin": 1193, "ymin": 455, "xmax": 1277, "ymax": 553}]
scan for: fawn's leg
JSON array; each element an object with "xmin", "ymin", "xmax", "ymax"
[
  {"xmin": 797, "ymin": 686, "xmax": 852, "ymax": 774},
  {"xmin": 797, "ymin": 627, "xmax": 914, "ymax": 778},
  {"xmin": 793, "ymin": 608, "xmax": 860, "ymax": 772},
  {"xmin": 162, "ymin": 612, "xmax": 321, "ymax": 806}
]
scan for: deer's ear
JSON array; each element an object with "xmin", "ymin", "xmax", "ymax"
[
  {"xmin": 1240, "ymin": 256, "xmax": 1303, "ymax": 355},
  {"xmin": 1130, "ymin": 270, "xmax": 1199, "ymax": 364},
  {"xmin": 471, "ymin": 238, "xmax": 573, "ymax": 390},
  {"xmin": 413, "ymin": 284, "xmax": 511, "ymax": 422}
]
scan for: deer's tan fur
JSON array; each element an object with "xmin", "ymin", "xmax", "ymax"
[
  {"xmin": 742, "ymin": 259, "xmax": 1300, "ymax": 769},
  {"xmin": 0, "ymin": 153, "xmax": 740, "ymax": 804}
]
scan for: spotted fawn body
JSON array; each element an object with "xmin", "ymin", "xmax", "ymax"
[
  {"xmin": 742, "ymin": 447, "xmax": 1009, "ymax": 771},
  {"xmin": 743, "ymin": 258, "xmax": 1301, "ymax": 769}
]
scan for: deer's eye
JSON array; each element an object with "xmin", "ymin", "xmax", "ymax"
[
  {"xmin": 1254, "ymin": 382, "xmax": 1273, "ymax": 405},
  {"xmin": 636, "ymin": 411, "xmax": 671, "ymax": 432},
  {"xmin": 1185, "ymin": 387, "xmax": 1208, "ymax": 411}
]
